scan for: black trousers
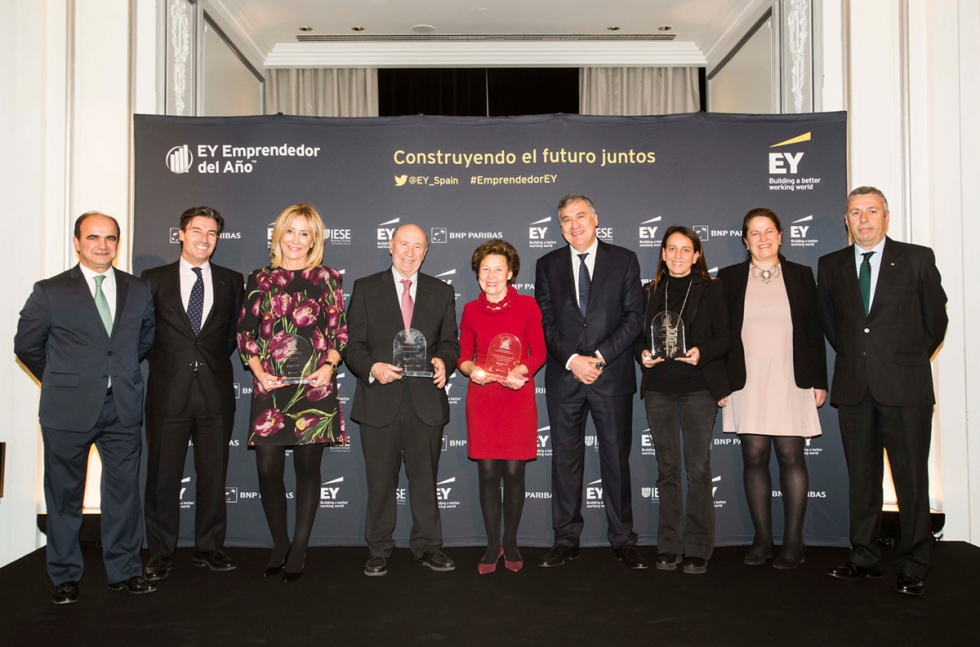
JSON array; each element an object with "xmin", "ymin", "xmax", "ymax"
[
  {"xmin": 359, "ymin": 388, "xmax": 444, "ymax": 559},
  {"xmin": 644, "ymin": 390, "xmax": 718, "ymax": 560},
  {"xmin": 144, "ymin": 381, "xmax": 234, "ymax": 556},
  {"xmin": 42, "ymin": 391, "xmax": 143, "ymax": 586},
  {"xmin": 838, "ymin": 388, "xmax": 933, "ymax": 579},
  {"xmin": 547, "ymin": 389, "xmax": 636, "ymax": 550}
]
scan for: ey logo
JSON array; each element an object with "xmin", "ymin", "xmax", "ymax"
[
  {"xmin": 769, "ymin": 132, "xmax": 810, "ymax": 174},
  {"xmin": 791, "ymin": 215, "xmax": 812, "ymax": 238},
  {"xmin": 530, "ymin": 216, "xmax": 550, "ymax": 239}
]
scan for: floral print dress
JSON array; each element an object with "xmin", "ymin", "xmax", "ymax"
[{"xmin": 237, "ymin": 265, "xmax": 348, "ymax": 446}]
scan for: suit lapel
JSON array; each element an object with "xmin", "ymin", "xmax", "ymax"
[
  {"xmin": 868, "ymin": 238, "xmax": 902, "ymax": 318},
  {"xmin": 729, "ymin": 262, "xmax": 750, "ymax": 329},
  {"xmin": 199, "ymin": 264, "xmax": 227, "ymax": 334},
  {"xmin": 110, "ymin": 268, "xmax": 129, "ymax": 341},
  {"xmin": 413, "ymin": 276, "xmax": 431, "ymax": 329},
  {"xmin": 164, "ymin": 262, "xmax": 195, "ymax": 336},
  {"xmin": 684, "ymin": 275, "xmax": 706, "ymax": 322},
  {"xmin": 71, "ymin": 265, "xmax": 111, "ymax": 343},
  {"xmin": 382, "ymin": 269, "xmax": 405, "ymax": 329},
  {"xmin": 838, "ymin": 245, "xmax": 867, "ymax": 318}
]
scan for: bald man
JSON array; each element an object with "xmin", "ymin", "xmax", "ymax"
[{"xmin": 346, "ymin": 224, "xmax": 461, "ymax": 576}]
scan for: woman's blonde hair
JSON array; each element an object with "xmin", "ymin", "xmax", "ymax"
[{"xmin": 269, "ymin": 203, "xmax": 326, "ymax": 270}]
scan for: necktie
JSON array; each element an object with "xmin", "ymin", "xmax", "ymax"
[
  {"xmin": 859, "ymin": 251, "xmax": 875, "ymax": 316},
  {"xmin": 577, "ymin": 252, "xmax": 591, "ymax": 317},
  {"xmin": 94, "ymin": 274, "xmax": 113, "ymax": 335},
  {"xmin": 400, "ymin": 279, "xmax": 414, "ymax": 331},
  {"xmin": 188, "ymin": 267, "xmax": 204, "ymax": 335}
]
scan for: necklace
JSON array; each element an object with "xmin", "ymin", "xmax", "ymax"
[{"xmin": 749, "ymin": 263, "xmax": 781, "ymax": 284}]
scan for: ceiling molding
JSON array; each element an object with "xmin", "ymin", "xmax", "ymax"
[
  {"xmin": 703, "ymin": 0, "xmax": 771, "ymax": 70},
  {"xmin": 202, "ymin": 0, "xmax": 271, "ymax": 65},
  {"xmin": 264, "ymin": 41, "xmax": 707, "ymax": 68}
]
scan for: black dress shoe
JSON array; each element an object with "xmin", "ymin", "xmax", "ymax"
[
  {"xmin": 613, "ymin": 546, "xmax": 648, "ymax": 570},
  {"xmin": 415, "ymin": 548, "xmax": 455, "ymax": 572},
  {"xmin": 743, "ymin": 544, "xmax": 775, "ymax": 566},
  {"xmin": 828, "ymin": 562, "xmax": 883, "ymax": 581},
  {"xmin": 655, "ymin": 553, "xmax": 683, "ymax": 571},
  {"xmin": 682, "ymin": 556, "xmax": 708, "ymax": 574},
  {"xmin": 538, "ymin": 544, "xmax": 580, "ymax": 568},
  {"xmin": 52, "ymin": 581, "xmax": 79, "ymax": 605},
  {"xmin": 896, "ymin": 574, "xmax": 925, "ymax": 596},
  {"xmin": 282, "ymin": 563, "xmax": 305, "ymax": 583},
  {"xmin": 773, "ymin": 545, "xmax": 806, "ymax": 570},
  {"xmin": 193, "ymin": 550, "xmax": 237, "ymax": 572},
  {"xmin": 364, "ymin": 556, "xmax": 388, "ymax": 577},
  {"xmin": 143, "ymin": 555, "xmax": 173, "ymax": 581},
  {"xmin": 107, "ymin": 576, "xmax": 157, "ymax": 594}
]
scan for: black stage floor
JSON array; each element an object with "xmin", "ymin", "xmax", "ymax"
[{"xmin": 2, "ymin": 542, "xmax": 977, "ymax": 646}]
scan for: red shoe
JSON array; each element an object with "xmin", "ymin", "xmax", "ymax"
[
  {"xmin": 504, "ymin": 550, "xmax": 523, "ymax": 573},
  {"xmin": 478, "ymin": 548, "xmax": 504, "ymax": 575}
]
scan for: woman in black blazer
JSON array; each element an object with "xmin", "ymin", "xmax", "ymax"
[
  {"xmin": 717, "ymin": 208, "xmax": 827, "ymax": 570},
  {"xmin": 633, "ymin": 226, "xmax": 731, "ymax": 575}
]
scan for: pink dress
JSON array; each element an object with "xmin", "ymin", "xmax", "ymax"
[{"xmin": 722, "ymin": 268, "xmax": 821, "ymax": 437}]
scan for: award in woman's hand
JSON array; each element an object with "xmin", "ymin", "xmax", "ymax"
[
  {"xmin": 393, "ymin": 328, "xmax": 433, "ymax": 377},
  {"xmin": 651, "ymin": 311, "xmax": 686, "ymax": 359},
  {"xmin": 273, "ymin": 334, "xmax": 315, "ymax": 385},
  {"xmin": 483, "ymin": 333, "xmax": 523, "ymax": 382}
]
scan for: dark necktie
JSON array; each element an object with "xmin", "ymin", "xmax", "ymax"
[
  {"xmin": 859, "ymin": 251, "xmax": 874, "ymax": 316},
  {"xmin": 188, "ymin": 267, "xmax": 204, "ymax": 335},
  {"xmin": 578, "ymin": 252, "xmax": 591, "ymax": 317}
]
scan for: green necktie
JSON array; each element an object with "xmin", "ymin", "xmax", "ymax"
[
  {"xmin": 859, "ymin": 251, "xmax": 875, "ymax": 315},
  {"xmin": 94, "ymin": 274, "xmax": 113, "ymax": 335}
]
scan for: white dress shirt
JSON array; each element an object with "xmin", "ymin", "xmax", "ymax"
[
  {"xmin": 79, "ymin": 264, "xmax": 116, "ymax": 322},
  {"xmin": 566, "ymin": 238, "xmax": 601, "ymax": 369},
  {"xmin": 391, "ymin": 265, "xmax": 419, "ymax": 302},
  {"xmin": 853, "ymin": 237, "xmax": 886, "ymax": 310},
  {"xmin": 180, "ymin": 257, "xmax": 214, "ymax": 325}
]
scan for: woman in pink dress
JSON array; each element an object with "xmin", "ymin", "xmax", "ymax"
[
  {"xmin": 718, "ymin": 208, "xmax": 827, "ymax": 570},
  {"xmin": 458, "ymin": 240, "xmax": 546, "ymax": 574}
]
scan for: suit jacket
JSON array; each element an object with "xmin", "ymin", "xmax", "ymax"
[
  {"xmin": 535, "ymin": 240, "xmax": 644, "ymax": 398},
  {"xmin": 345, "ymin": 269, "xmax": 461, "ymax": 428},
  {"xmin": 817, "ymin": 237, "xmax": 947, "ymax": 407},
  {"xmin": 719, "ymin": 259, "xmax": 827, "ymax": 392},
  {"xmin": 632, "ymin": 273, "xmax": 732, "ymax": 401},
  {"xmin": 14, "ymin": 264, "xmax": 155, "ymax": 431},
  {"xmin": 141, "ymin": 260, "xmax": 245, "ymax": 417}
]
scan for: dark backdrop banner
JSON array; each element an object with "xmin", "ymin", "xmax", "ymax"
[{"xmin": 133, "ymin": 112, "xmax": 848, "ymax": 549}]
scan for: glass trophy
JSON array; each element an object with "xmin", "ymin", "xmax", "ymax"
[
  {"xmin": 483, "ymin": 333, "xmax": 523, "ymax": 382},
  {"xmin": 273, "ymin": 335, "xmax": 315, "ymax": 385},
  {"xmin": 393, "ymin": 328, "xmax": 433, "ymax": 377},
  {"xmin": 650, "ymin": 311, "xmax": 686, "ymax": 359}
]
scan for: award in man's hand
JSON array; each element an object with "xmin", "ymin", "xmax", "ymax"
[
  {"xmin": 483, "ymin": 333, "xmax": 523, "ymax": 382},
  {"xmin": 651, "ymin": 311, "xmax": 686, "ymax": 359},
  {"xmin": 273, "ymin": 334, "xmax": 315, "ymax": 385},
  {"xmin": 393, "ymin": 328, "xmax": 433, "ymax": 377}
]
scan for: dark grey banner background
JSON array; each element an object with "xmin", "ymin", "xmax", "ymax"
[{"xmin": 133, "ymin": 112, "xmax": 848, "ymax": 549}]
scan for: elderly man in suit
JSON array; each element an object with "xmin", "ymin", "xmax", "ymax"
[
  {"xmin": 140, "ymin": 207, "xmax": 245, "ymax": 580},
  {"xmin": 346, "ymin": 224, "xmax": 461, "ymax": 577},
  {"xmin": 818, "ymin": 186, "xmax": 947, "ymax": 596},
  {"xmin": 15, "ymin": 212, "xmax": 156, "ymax": 604},
  {"xmin": 534, "ymin": 195, "xmax": 646, "ymax": 569}
]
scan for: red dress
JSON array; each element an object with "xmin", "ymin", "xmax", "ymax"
[{"xmin": 459, "ymin": 287, "xmax": 547, "ymax": 460}]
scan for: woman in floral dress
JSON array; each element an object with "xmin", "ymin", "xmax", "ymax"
[{"xmin": 237, "ymin": 203, "xmax": 347, "ymax": 581}]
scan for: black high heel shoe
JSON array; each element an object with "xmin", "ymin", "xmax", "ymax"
[
  {"xmin": 263, "ymin": 546, "xmax": 290, "ymax": 578},
  {"xmin": 282, "ymin": 549, "xmax": 306, "ymax": 582},
  {"xmin": 773, "ymin": 545, "xmax": 806, "ymax": 570}
]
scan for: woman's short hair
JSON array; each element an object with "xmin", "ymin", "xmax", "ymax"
[
  {"xmin": 269, "ymin": 203, "xmax": 326, "ymax": 270},
  {"xmin": 470, "ymin": 239, "xmax": 520, "ymax": 284}
]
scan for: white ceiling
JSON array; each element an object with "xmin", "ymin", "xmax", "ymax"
[{"xmin": 206, "ymin": 0, "xmax": 769, "ymax": 69}]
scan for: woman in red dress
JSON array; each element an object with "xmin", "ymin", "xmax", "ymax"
[{"xmin": 458, "ymin": 240, "xmax": 546, "ymax": 574}]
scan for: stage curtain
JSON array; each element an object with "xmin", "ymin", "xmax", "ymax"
[
  {"xmin": 580, "ymin": 67, "xmax": 699, "ymax": 116},
  {"xmin": 264, "ymin": 68, "xmax": 379, "ymax": 117}
]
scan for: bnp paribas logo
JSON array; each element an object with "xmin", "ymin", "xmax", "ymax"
[{"xmin": 166, "ymin": 145, "xmax": 193, "ymax": 174}]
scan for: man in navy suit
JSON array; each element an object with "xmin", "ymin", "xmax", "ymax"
[
  {"xmin": 818, "ymin": 186, "xmax": 947, "ymax": 596},
  {"xmin": 535, "ymin": 195, "xmax": 646, "ymax": 569},
  {"xmin": 141, "ymin": 207, "xmax": 245, "ymax": 580},
  {"xmin": 15, "ymin": 212, "xmax": 156, "ymax": 604}
]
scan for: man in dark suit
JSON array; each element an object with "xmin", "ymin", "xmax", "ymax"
[
  {"xmin": 818, "ymin": 186, "xmax": 947, "ymax": 596},
  {"xmin": 140, "ymin": 207, "xmax": 245, "ymax": 580},
  {"xmin": 346, "ymin": 224, "xmax": 461, "ymax": 577},
  {"xmin": 535, "ymin": 195, "xmax": 646, "ymax": 569},
  {"xmin": 15, "ymin": 212, "xmax": 156, "ymax": 604}
]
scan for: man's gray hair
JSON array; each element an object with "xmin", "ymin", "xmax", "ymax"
[
  {"xmin": 846, "ymin": 186, "xmax": 889, "ymax": 213},
  {"xmin": 557, "ymin": 194, "xmax": 597, "ymax": 216}
]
